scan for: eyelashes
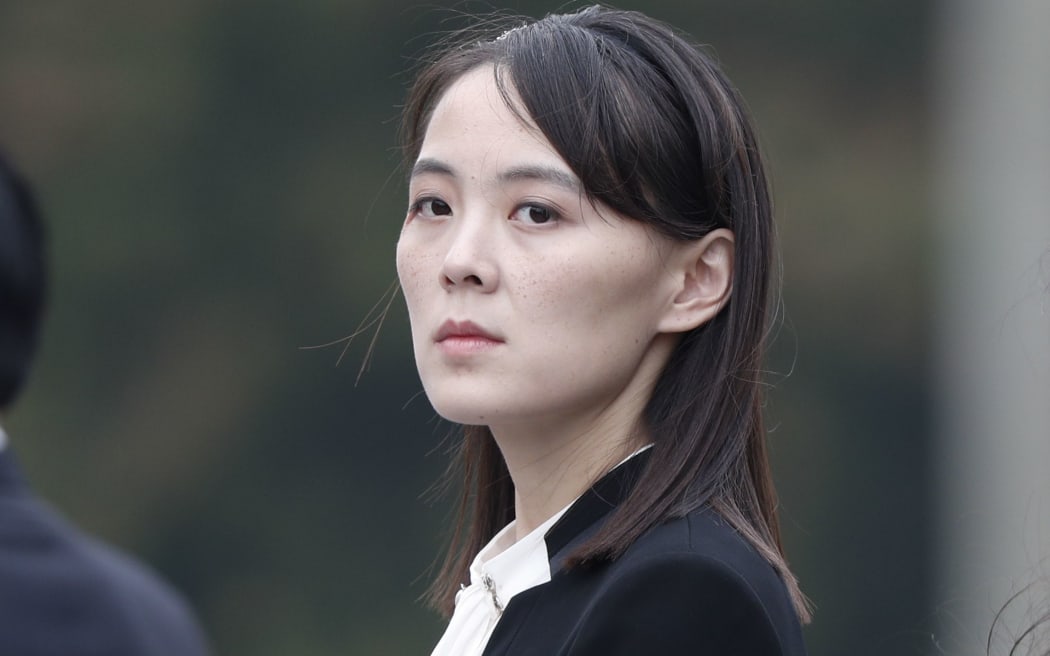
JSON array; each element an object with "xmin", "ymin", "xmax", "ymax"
[
  {"xmin": 510, "ymin": 203, "xmax": 558, "ymax": 225},
  {"xmin": 407, "ymin": 196, "xmax": 563, "ymax": 226},
  {"xmin": 408, "ymin": 197, "xmax": 452, "ymax": 218}
]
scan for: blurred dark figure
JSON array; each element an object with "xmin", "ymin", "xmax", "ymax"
[{"xmin": 0, "ymin": 152, "xmax": 209, "ymax": 656}]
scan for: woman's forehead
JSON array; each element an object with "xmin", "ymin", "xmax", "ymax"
[
  {"xmin": 416, "ymin": 68, "xmax": 571, "ymax": 183},
  {"xmin": 425, "ymin": 68, "xmax": 528, "ymax": 138}
]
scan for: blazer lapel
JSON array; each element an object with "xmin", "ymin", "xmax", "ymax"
[{"xmin": 543, "ymin": 448, "xmax": 651, "ymax": 572}]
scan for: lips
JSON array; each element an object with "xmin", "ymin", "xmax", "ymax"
[{"xmin": 434, "ymin": 320, "xmax": 503, "ymax": 343}]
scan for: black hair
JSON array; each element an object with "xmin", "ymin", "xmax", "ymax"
[{"xmin": 0, "ymin": 152, "xmax": 47, "ymax": 410}]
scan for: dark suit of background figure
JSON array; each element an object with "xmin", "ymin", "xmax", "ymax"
[
  {"xmin": 0, "ymin": 152, "xmax": 210, "ymax": 656},
  {"xmin": 483, "ymin": 452, "xmax": 808, "ymax": 656}
]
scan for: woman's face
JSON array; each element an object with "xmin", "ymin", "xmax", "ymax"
[{"xmin": 396, "ymin": 67, "xmax": 683, "ymax": 433}]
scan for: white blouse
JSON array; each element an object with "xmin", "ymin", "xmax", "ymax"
[
  {"xmin": 429, "ymin": 446, "xmax": 652, "ymax": 656},
  {"xmin": 429, "ymin": 504, "xmax": 570, "ymax": 656}
]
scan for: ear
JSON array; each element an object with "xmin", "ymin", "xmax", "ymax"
[{"xmin": 657, "ymin": 228, "xmax": 734, "ymax": 334}]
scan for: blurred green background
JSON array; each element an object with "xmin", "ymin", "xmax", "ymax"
[{"xmin": 1, "ymin": 1, "xmax": 935, "ymax": 654}]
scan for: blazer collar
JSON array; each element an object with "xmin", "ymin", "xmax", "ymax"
[{"xmin": 543, "ymin": 448, "xmax": 651, "ymax": 569}]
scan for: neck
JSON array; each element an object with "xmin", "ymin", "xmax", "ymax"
[
  {"xmin": 486, "ymin": 332, "xmax": 677, "ymax": 541},
  {"xmin": 489, "ymin": 376, "xmax": 659, "ymax": 541}
]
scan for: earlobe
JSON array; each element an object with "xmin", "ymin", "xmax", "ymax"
[{"xmin": 658, "ymin": 228, "xmax": 734, "ymax": 334}]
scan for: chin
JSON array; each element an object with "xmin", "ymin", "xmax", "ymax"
[
  {"xmin": 426, "ymin": 394, "xmax": 496, "ymax": 426},
  {"xmin": 422, "ymin": 385, "xmax": 520, "ymax": 427},
  {"xmin": 418, "ymin": 381, "xmax": 478, "ymax": 423}
]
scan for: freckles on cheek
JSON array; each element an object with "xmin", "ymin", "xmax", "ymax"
[
  {"xmin": 397, "ymin": 248, "xmax": 436, "ymax": 295},
  {"xmin": 515, "ymin": 256, "xmax": 574, "ymax": 316}
]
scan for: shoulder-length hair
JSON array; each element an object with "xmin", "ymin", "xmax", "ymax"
[{"xmin": 400, "ymin": 5, "xmax": 810, "ymax": 622}]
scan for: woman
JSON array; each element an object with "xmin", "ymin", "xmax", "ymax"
[{"xmin": 395, "ymin": 5, "xmax": 810, "ymax": 655}]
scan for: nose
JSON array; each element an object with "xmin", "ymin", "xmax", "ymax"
[{"xmin": 439, "ymin": 214, "xmax": 499, "ymax": 293}]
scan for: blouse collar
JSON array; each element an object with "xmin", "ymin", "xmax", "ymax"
[{"xmin": 467, "ymin": 444, "xmax": 654, "ymax": 613}]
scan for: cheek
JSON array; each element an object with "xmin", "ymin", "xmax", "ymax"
[
  {"xmin": 506, "ymin": 253, "xmax": 567, "ymax": 314},
  {"xmin": 394, "ymin": 238, "xmax": 415, "ymax": 286},
  {"xmin": 395, "ymin": 239, "xmax": 436, "ymax": 309},
  {"xmin": 521, "ymin": 247, "xmax": 663, "ymax": 328}
]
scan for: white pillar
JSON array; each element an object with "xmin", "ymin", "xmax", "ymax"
[{"xmin": 933, "ymin": 0, "xmax": 1050, "ymax": 654}]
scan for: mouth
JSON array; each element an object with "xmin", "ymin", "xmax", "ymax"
[
  {"xmin": 434, "ymin": 320, "xmax": 504, "ymax": 355},
  {"xmin": 434, "ymin": 319, "xmax": 503, "ymax": 343}
]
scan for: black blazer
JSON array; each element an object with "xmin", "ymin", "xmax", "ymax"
[
  {"xmin": 0, "ymin": 449, "xmax": 209, "ymax": 656},
  {"xmin": 482, "ymin": 453, "xmax": 808, "ymax": 655}
]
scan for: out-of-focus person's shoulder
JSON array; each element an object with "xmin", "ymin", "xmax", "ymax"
[
  {"xmin": 0, "ymin": 453, "xmax": 210, "ymax": 655},
  {"xmin": 79, "ymin": 533, "xmax": 211, "ymax": 654},
  {"xmin": 570, "ymin": 507, "xmax": 807, "ymax": 656}
]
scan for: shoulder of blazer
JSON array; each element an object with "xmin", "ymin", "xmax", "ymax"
[{"xmin": 564, "ymin": 509, "xmax": 807, "ymax": 656}]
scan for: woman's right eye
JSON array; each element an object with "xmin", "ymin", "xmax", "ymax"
[{"xmin": 411, "ymin": 198, "xmax": 453, "ymax": 218}]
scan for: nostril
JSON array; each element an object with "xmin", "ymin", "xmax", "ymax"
[{"xmin": 441, "ymin": 267, "xmax": 489, "ymax": 289}]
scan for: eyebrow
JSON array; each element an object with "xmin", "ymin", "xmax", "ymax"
[
  {"xmin": 410, "ymin": 158, "xmax": 455, "ymax": 181},
  {"xmin": 410, "ymin": 158, "xmax": 580, "ymax": 193},
  {"xmin": 497, "ymin": 165, "xmax": 580, "ymax": 192}
]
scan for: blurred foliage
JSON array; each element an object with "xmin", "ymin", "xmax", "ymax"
[{"xmin": 1, "ymin": 1, "xmax": 934, "ymax": 654}]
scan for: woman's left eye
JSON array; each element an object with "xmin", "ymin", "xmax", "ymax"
[{"xmin": 510, "ymin": 204, "xmax": 558, "ymax": 226}]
